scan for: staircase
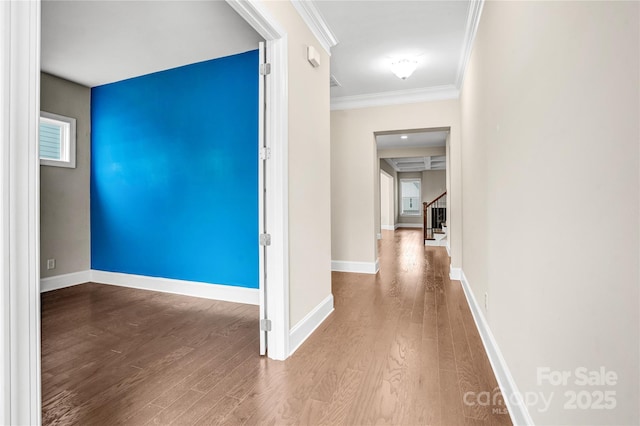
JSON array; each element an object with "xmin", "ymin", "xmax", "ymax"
[{"xmin": 423, "ymin": 191, "xmax": 447, "ymax": 246}]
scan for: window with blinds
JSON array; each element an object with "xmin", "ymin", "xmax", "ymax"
[
  {"xmin": 400, "ymin": 178, "xmax": 421, "ymax": 216},
  {"xmin": 39, "ymin": 111, "xmax": 76, "ymax": 168}
]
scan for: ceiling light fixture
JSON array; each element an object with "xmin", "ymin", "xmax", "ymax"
[
  {"xmin": 390, "ymin": 59, "xmax": 418, "ymax": 80},
  {"xmin": 400, "ymin": 135, "xmax": 408, "ymax": 139}
]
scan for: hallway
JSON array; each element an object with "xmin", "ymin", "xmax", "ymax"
[
  {"xmin": 322, "ymin": 229, "xmax": 511, "ymax": 425},
  {"xmin": 41, "ymin": 229, "xmax": 510, "ymax": 425}
]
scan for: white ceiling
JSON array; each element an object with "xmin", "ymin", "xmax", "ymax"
[
  {"xmin": 376, "ymin": 130, "xmax": 448, "ymax": 150},
  {"xmin": 385, "ymin": 155, "xmax": 446, "ymax": 172},
  {"xmin": 313, "ymin": 1, "xmax": 472, "ymax": 103},
  {"xmin": 42, "ymin": 1, "xmax": 263, "ymax": 87}
]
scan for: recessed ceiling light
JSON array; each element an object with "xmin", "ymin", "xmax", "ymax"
[{"xmin": 400, "ymin": 135, "xmax": 408, "ymax": 139}]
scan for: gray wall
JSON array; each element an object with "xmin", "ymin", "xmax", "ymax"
[
  {"xmin": 40, "ymin": 73, "xmax": 91, "ymax": 278},
  {"xmin": 421, "ymin": 170, "xmax": 446, "ymax": 206}
]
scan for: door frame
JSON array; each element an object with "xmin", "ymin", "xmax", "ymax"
[
  {"xmin": 1, "ymin": 1, "xmax": 42, "ymax": 423},
  {"xmin": 225, "ymin": 0, "xmax": 290, "ymax": 362},
  {"xmin": 1, "ymin": 0, "xmax": 290, "ymax": 422},
  {"xmin": 380, "ymin": 168, "xmax": 394, "ymax": 231}
]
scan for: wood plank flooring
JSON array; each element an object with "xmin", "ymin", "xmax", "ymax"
[{"xmin": 41, "ymin": 229, "xmax": 511, "ymax": 425}]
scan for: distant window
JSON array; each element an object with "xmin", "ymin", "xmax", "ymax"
[
  {"xmin": 400, "ymin": 178, "xmax": 421, "ymax": 216},
  {"xmin": 39, "ymin": 111, "xmax": 76, "ymax": 168}
]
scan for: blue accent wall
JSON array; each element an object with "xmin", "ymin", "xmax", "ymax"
[{"xmin": 91, "ymin": 50, "xmax": 259, "ymax": 288}]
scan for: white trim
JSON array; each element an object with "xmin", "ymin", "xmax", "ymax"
[
  {"xmin": 1, "ymin": 0, "xmax": 42, "ymax": 423},
  {"xmin": 396, "ymin": 223, "xmax": 423, "ymax": 229},
  {"xmin": 384, "ymin": 158, "xmax": 400, "ymax": 172},
  {"xmin": 40, "ymin": 270, "xmax": 90, "ymax": 292},
  {"xmin": 446, "ymin": 242, "xmax": 451, "ymax": 256},
  {"xmin": 449, "ymin": 266, "xmax": 461, "ymax": 280},
  {"xmin": 226, "ymin": 0, "xmax": 289, "ymax": 361},
  {"xmin": 331, "ymin": 85, "xmax": 459, "ymax": 111},
  {"xmin": 459, "ymin": 271, "xmax": 534, "ymax": 426},
  {"xmin": 291, "ymin": 0, "xmax": 338, "ymax": 55},
  {"xmin": 40, "ymin": 269, "xmax": 262, "ymax": 306},
  {"xmin": 288, "ymin": 294, "xmax": 334, "ymax": 356},
  {"xmin": 264, "ymin": 35, "xmax": 290, "ymax": 360},
  {"xmin": 225, "ymin": 0, "xmax": 284, "ymax": 40},
  {"xmin": 381, "ymin": 225, "xmax": 395, "ymax": 231},
  {"xmin": 257, "ymin": 41, "xmax": 266, "ymax": 355},
  {"xmin": 331, "ymin": 259, "xmax": 379, "ymax": 274},
  {"xmin": 455, "ymin": 0, "xmax": 485, "ymax": 89},
  {"xmin": 90, "ymin": 270, "xmax": 259, "ymax": 305},
  {"xmin": 424, "ymin": 239, "xmax": 446, "ymax": 247},
  {"xmin": 39, "ymin": 111, "xmax": 76, "ymax": 168}
]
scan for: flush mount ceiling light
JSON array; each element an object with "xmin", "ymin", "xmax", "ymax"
[
  {"xmin": 400, "ymin": 135, "xmax": 408, "ymax": 139},
  {"xmin": 390, "ymin": 59, "xmax": 418, "ymax": 80}
]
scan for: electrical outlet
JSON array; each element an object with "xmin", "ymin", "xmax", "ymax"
[
  {"xmin": 377, "ymin": 233, "xmax": 382, "ymax": 240},
  {"xmin": 484, "ymin": 292, "xmax": 489, "ymax": 312},
  {"xmin": 47, "ymin": 259, "xmax": 56, "ymax": 270}
]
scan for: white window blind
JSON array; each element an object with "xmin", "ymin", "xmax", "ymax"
[
  {"xmin": 39, "ymin": 111, "xmax": 76, "ymax": 168},
  {"xmin": 39, "ymin": 121, "xmax": 62, "ymax": 160}
]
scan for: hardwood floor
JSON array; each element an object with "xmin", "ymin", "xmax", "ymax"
[{"xmin": 41, "ymin": 229, "xmax": 511, "ymax": 425}]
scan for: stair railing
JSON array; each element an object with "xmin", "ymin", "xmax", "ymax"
[{"xmin": 423, "ymin": 191, "xmax": 447, "ymax": 242}]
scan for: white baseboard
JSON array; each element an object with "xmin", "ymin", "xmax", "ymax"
[
  {"xmin": 40, "ymin": 270, "xmax": 91, "ymax": 292},
  {"xmin": 91, "ymin": 270, "xmax": 259, "ymax": 305},
  {"xmin": 331, "ymin": 259, "xmax": 379, "ymax": 274},
  {"xmin": 449, "ymin": 266, "xmax": 461, "ymax": 280},
  {"xmin": 381, "ymin": 225, "xmax": 395, "ymax": 231},
  {"xmin": 289, "ymin": 294, "xmax": 334, "ymax": 356},
  {"xmin": 459, "ymin": 271, "xmax": 533, "ymax": 426},
  {"xmin": 395, "ymin": 223, "xmax": 423, "ymax": 228}
]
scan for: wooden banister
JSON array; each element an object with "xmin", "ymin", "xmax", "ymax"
[
  {"xmin": 423, "ymin": 191, "xmax": 447, "ymax": 209},
  {"xmin": 423, "ymin": 191, "xmax": 447, "ymax": 242}
]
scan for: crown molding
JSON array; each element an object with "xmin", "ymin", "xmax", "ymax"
[
  {"xmin": 455, "ymin": 0, "xmax": 485, "ymax": 89},
  {"xmin": 331, "ymin": 85, "xmax": 459, "ymax": 111},
  {"xmin": 291, "ymin": 0, "xmax": 339, "ymax": 55}
]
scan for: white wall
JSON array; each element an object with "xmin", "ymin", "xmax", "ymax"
[
  {"xmin": 331, "ymin": 102, "xmax": 461, "ymax": 267},
  {"xmin": 445, "ymin": 133, "xmax": 451, "ymax": 252},
  {"xmin": 379, "ymin": 158, "xmax": 398, "ymax": 226},
  {"xmin": 460, "ymin": 2, "xmax": 639, "ymax": 424},
  {"xmin": 379, "ymin": 171, "xmax": 393, "ymax": 230},
  {"xmin": 40, "ymin": 73, "xmax": 91, "ymax": 278},
  {"xmin": 261, "ymin": 1, "xmax": 332, "ymax": 328}
]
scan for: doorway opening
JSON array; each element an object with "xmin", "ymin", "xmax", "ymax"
[
  {"xmin": 375, "ymin": 127, "xmax": 449, "ymax": 247},
  {"xmin": 380, "ymin": 169, "xmax": 395, "ymax": 232},
  {"xmin": 0, "ymin": 0, "xmax": 290, "ymax": 423}
]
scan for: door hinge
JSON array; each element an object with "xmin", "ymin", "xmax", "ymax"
[
  {"xmin": 260, "ymin": 319, "xmax": 272, "ymax": 331},
  {"xmin": 260, "ymin": 63, "xmax": 271, "ymax": 76},
  {"xmin": 259, "ymin": 147, "xmax": 271, "ymax": 160},
  {"xmin": 259, "ymin": 233, "xmax": 271, "ymax": 246}
]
